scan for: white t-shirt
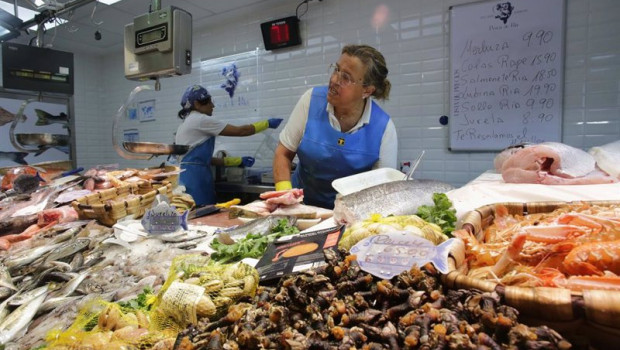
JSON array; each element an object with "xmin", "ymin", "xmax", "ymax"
[
  {"xmin": 175, "ymin": 111, "xmax": 227, "ymax": 148},
  {"xmin": 279, "ymin": 88, "xmax": 398, "ymax": 169}
]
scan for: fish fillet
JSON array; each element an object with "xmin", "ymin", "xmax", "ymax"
[
  {"xmin": 333, "ymin": 180, "xmax": 455, "ymax": 226},
  {"xmin": 497, "ymin": 142, "xmax": 618, "ymax": 185},
  {"xmin": 589, "ymin": 140, "xmax": 620, "ymax": 179}
]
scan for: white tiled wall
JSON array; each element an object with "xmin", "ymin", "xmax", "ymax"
[{"xmin": 74, "ymin": 0, "xmax": 620, "ymax": 187}]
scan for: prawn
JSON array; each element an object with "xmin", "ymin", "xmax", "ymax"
[
  {"xmin": 536, "ymin": 268, "xmax": 620, "ymax": 292},
  {"xmin": 562, "ymin": 239, "xmax": 620, "ymax": 276}
]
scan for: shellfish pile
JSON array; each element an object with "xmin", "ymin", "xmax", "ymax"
[{"xmin": 175, "ymin": 250, "xmax": 571, "ymax": 349}]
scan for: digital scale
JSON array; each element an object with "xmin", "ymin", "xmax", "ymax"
[{"xmin": 114, "ymin": 3, "xmax": 192, "ymax": 160}]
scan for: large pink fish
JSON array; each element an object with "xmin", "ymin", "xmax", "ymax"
[{"xmin": 495, "ymin": 142, "xmax": 618, "ymax": 185}]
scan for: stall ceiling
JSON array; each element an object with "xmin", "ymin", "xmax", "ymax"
[{"xmin": 4, "ymin": 0, "xmax": 284, "ymax": 55}]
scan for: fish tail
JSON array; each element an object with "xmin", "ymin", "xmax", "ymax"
[
  {"xmin": 180, "ymin": 210, "xmax": 189, "ymax": 230},
  {"xmin": 13, "ymin": 152, "xmax": 29, "ymax": 165},
  {"xmin": 35, "ymin": 109, "xmax": 51, "ymax": 118},
  {"xmin": 432, "ymin": 238, "xmax": 456, "ymax": 274},
  {"xmin": 35, "ymin": 113, "xmax": 49, "ymax": 126}
]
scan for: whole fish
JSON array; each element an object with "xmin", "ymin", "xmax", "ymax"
[
  {"xmin": 44, "ymin": 238, "xmax": 91, "ymax": 263},
  {"xmin": 34, "ymin": 109, "xmax": 68, "ymax": 126},
  {"xmin": 5, "ymin": 243, "xmax": 61, "ymax": 272},
  {"xmin": 47, "ymin": 271, "xmax": 89, "ymax": 299},
  {"xmin": 7, "ymin": 285, "xmax": 50, "ymax": 307},
  {"xmin": 0, "ymin": 287, "xmax": 47, "ymax": 344},
  {"xmin": 0, "ymin": 107, "xmax": 26, "ymax": 127},
  {"xmin": 0, "ymin": 152, "xmax": 28, "ymax": 166},
  {"xmin": 333, "ymin": 180, "xmax": 455, "ymax": 226}
]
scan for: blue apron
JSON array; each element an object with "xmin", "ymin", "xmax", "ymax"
[
  {"xmin": 292, "ymin": 86, "xmax": 390, "ymax": 209},
  {"xmin": 179, "ymin": 136, "xmax": 216, "ymax": 206}
]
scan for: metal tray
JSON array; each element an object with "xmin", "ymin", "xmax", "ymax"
[
  {"xmin": 15, "ymin": 133, "xmax": 70, "ymax": 146},
  {"xmin": 123, "ymin": 141, "xmax": 189, "ymax": 155}
]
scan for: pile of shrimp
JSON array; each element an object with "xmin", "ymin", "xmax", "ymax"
[{"xmin": 454, "ymin": 202, "xmax": 620, "ymax": 291}]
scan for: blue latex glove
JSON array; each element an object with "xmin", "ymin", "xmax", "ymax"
[
  {"xmin": 241, "ymin": 156, "xmax": 255, "ymax": 168},
  {"xmin": 268, "ymin": 118, "xmax": 284, "ymax": 129}
]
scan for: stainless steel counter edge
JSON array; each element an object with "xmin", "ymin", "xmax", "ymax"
[{"xmin": 214, "ymin": 182, "xmax": 275, "ymax": 194}]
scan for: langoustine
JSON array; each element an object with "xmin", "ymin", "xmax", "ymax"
[{"xmin": 456, "ymin": 203, "xmax": 620, "ymax": 291}]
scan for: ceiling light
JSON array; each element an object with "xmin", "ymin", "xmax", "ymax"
[{"xmin": 98, "ymin": 0, "xmax": 122, "ymax": 5}]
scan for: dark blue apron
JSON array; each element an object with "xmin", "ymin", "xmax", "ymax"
[
  {"xmin": 179, "ymin": 136, "xmax": 216, "ymax": 206},
  {"xmin": 292, "ymin": 86, "xmax": 389, "ymax": 209}
]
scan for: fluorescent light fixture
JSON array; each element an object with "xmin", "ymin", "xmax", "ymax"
[
  {"xmin": 0, "ymin": 8, "xmax": 21, "ymax": 41},
  {"xmin": 0, "ymin": 1, "xmax": 66, "ymax": 32},
  {"xmin": 98, "ymin": 0, "xmax": 122, "ymax": 5}
]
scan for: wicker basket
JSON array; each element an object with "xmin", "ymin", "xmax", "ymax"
[
  {"xmin": 71, "ymin": 182, "xmax": 173, "ymax": 226},
  {"xmin": 107, "ymin": 165, "xmax": 180, "ymax": 195},
  {"xmin": 443, "ymin": 200, "xmax": 620, "ymax": 349}
]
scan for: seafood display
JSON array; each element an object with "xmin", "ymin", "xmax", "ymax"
[
  {"xmin": 455, "ymin": 202, "xmax": 620, "ymax": 291},
  {"xmin": 333, "ymin": 179, "xmax": 455, "ymax": 226},
  {"xmin": 176, "ymin": 250, "xmax": 571, "ymax": 349},
  {"xmin": 495, "ymin": 142, "xmax": 618, "ymax": 185},
  {"xmin": 0, "ymin": 160, "xmax": 616, "ymax": 349}
]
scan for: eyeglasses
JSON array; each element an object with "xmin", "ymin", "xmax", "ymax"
[{"xmin": 328, "ymin": 64, "xmax": 364, "ymax": 87}]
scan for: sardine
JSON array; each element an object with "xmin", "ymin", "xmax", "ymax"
[
  {"xmin": 47, "ymin": 271, "xmax": 88, "ymax": 299},
  {"xmin": 8, "ymin": 285, "xmax": 50, "ymax": 307},
  {"xmin": 333, "ymin": 180, "xmax": 455, "ymax": 226},
  {"xmin": 5, "ymin": 244, "xmax": 61, "ymax": 272},
  {"xmin": 44, "ymin": 238, "xmax": 91, "ymax": 263},
  {"xmin": 0, "ymin": 288, "xmax": 47, "ymax": 344}
]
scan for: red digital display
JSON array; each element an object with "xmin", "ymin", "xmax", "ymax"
[
  {"xmin": 261, "ymin": 16, "xmax": 301, "ymax": 50},
  {"xmin": 270, "ymin": 23, "xmax": 290, "ymax": 45}
]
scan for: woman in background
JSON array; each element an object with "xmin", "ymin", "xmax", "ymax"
[
  {"xmin": 273, "ymin": 44, "xmax": 397, "ymax": 209},
  {"xmin": 176, "ymin": 85, "xmax": 282, "ymax": 205}
]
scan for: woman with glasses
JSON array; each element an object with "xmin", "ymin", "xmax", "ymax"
[
  {"xmin": 273, "ymin": 44, "xmax": 397, "ymax": 209},
  {"xmin": 175, "ymin": 85, "xmax": 283, "ymax": 205}
]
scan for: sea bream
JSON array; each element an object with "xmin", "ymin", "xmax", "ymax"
[
  {"xmin": 495, "ymin": 142, "xmax": 618, "ymax": 185},
  {"xmin": 333, "ymin": 179, "xmax": 455, "ymax": 226}
]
